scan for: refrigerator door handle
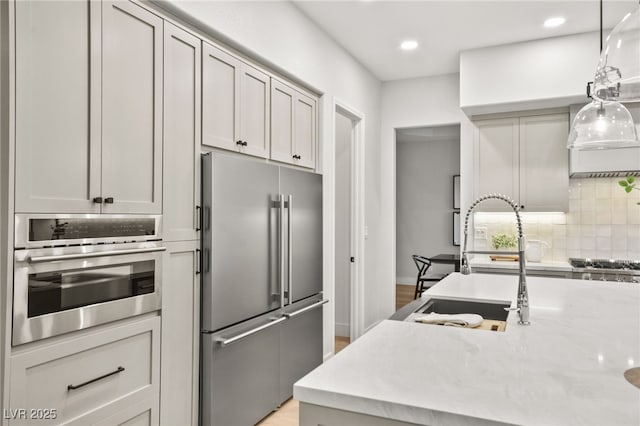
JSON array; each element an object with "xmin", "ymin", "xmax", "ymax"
[
  {"xmin": 203, "ymin": 247, "xmax": 210, "ymax": 273},
  {"xmin": 204, "ymin": 206, "xmax": 211, "ymax": 231},
  {"xmin": 215, "ymin": 316, "xmax": 287, "ymax": 347},
  {"xmin": 279, "ymin": 194, "xmax": 286, "ymax": 308},
  {"xmin": 284, "ymin": 299, "xmax": 328, "ymax": 319},
  {"xmin": 287, "ymin": 194, "xmax": 293, "ymax": 303}
]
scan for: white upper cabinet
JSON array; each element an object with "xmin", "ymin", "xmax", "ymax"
[
  {"xmin": 14, "ymin": 0, "xmax": 162, "ymax": 214},
  {"xmin": 519, "ymin": 114, "xmax": 569, "ymax": 212},
  {"xmin": 202, "ymin": 42, "xmax": 270, "ymax": 159},
  {"xmin": 293, "ymin": 91, "xmax": 317, "ymax": 169},
  {"xmin": 270, "ymin": 79, "xmax": 317, "ymax": 169},
  {"xmin": 270, "ymin": 80, "xmax": 295, "ymax": 164},
  {"xmin": 239, "ymin": 64, "xmax": 270, "ymax": 158},
  {"xmin": 473, "ymin": 112, "xmax": 569, "ymax": 212},
  {"xmin": 202, "ymin": 43, "xmax": 241, "ymax": 151},
  {"xmin": 163, "ymin": 22, "xmax": 201, "ymax": 242},
  {"xmin": 15, "ymin": 0, "xmax": 101, "ymax": 213},
  {"xmin": 473, "ymin": 118, "xmax": 519, "ymax": 211},
  {"xmin": 101, "ymin": 1, "xmax": 163, "ymax": 214}
]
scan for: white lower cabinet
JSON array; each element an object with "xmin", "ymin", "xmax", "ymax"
[
  {"xmin": 8, "ymin": 316, "xmax": 160, "ymax": 425},
  {"xmin": 159, "ymin": 241, "xmax": 199, "ymax": 426},
  {"xmin": 95, "ymin": 399, "xmax": 155, "ymax": 426}
]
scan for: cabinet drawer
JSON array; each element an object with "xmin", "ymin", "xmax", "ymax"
[
  {"xmin": 93, "ymin": 398, "xmax": 157, "ymax": 426},
  {"xmin": 9, "ymin": 317, "xmax": 160, "ymax": 425}
]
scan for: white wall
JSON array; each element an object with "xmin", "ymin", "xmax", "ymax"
[
  {"xmin": 154, "ymin": 0, "xmax": 382, "ymax": 353},
  {"xmin": 396, "ymin": 134, "xmax": 460, "ymax": 283},
  {"xmin": 334, "ymin": 112, "xmax": 351, "ymax": 337},
  {"xmin": 460, "ymin": 32, "xmax": 599, "ymax": 115},
  {"xmin": 380, "ymin": 74, "xmax": 473, "ymax": 317},
  {"xmin": 0, "ymin": 0, "xmax": 10, "ymax": 411}
]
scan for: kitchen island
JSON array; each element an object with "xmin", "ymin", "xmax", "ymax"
[{"xmin": 294, "ymin": 273, "xmax": 640, "ymax": 425}]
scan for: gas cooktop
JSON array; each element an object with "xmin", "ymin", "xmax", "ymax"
[
  {"xmin": 569, "ymin": 258, "xmax": 640, "ymax": 271},
  {"xmin": 569, "ymin": 258, "xmax": 640, "ymax": 283}
]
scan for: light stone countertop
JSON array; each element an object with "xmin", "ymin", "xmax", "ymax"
[
  {"xmin": 294, "ymin": 273, "xmax": 640, "ymax": 425},
  {"xmin": 469, "ymin": 256, "xmax": 573, "ymax": 272}
]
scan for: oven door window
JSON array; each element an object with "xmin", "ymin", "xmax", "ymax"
[{"xmin": 27, "ymin": 260, "xmax": 155, "ymax": 317}]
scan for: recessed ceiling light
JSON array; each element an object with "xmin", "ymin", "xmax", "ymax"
[
  {"xmin": 400, "ymin": 40, "xmax": 418, "ymax": 51},
  {"xmin": 544, "ymin": 17, "xmax": 566, "ymax": 28}
]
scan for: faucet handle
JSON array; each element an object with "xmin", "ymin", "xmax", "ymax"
[{"xmin": 504, "ymin": 306, "xmax": 530, "ymax": 325}]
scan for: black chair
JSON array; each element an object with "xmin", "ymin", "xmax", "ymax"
[{"xmin": 412, "ymin": 255, "xmax": 448, "ymax": 299}]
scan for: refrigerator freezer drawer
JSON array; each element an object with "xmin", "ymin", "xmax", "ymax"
[
  {"xmin": 279, "ymin": 300, "xmax": 323, "ymax": 403},
  {"xmin": 201, "ymin": 318, "xmax": 280, "ymax": 426}
]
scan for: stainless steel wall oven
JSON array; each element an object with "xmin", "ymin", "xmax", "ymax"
[{"xmin": 13, "ymin": 214, "xmax": 164, "ymax": 345}]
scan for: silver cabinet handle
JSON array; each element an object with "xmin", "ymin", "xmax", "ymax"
[
  {"xmin": 287, "ymin": 194, "xmax": 293, "ymax": 303},
  {"xmin": 27, "ymin": 246, "xmax": 166, "ymax": 263},
  {"xmin": 284, "ymin": 299, "xmax": 328, "ymax": 319},
  {"xmin": 216, "ymin": 317, "xmax": 286, "ymax": 347}
]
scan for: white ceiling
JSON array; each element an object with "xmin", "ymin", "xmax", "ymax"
[{"xmin": 293, "ymin": 0, "xmax": 638, "ymax": 82}]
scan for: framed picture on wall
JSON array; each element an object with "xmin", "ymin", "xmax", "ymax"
[
  {"xmin": 453, "ymin": 175, "xmax": 460, "ymax": 210},
  {"xmin": 453, "ymin": 211, "xmax": 460, "ymax": 246}
]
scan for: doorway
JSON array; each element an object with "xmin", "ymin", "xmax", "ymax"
[
  {"xmin": 395, "ymin": 125, "xmax": 461, "ymax": 303},
  {"xmin": 333, "ymin": 101, "xmax": 364, "ymax": 344}
]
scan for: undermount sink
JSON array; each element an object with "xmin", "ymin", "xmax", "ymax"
[{"xmin": 415, "ymin": 297, "xmax": 511, "ymax": 322}]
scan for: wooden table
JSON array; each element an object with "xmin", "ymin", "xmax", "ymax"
[{"xmin": 430, "ymin": 253, "xmax": 461, "ymax": 272}]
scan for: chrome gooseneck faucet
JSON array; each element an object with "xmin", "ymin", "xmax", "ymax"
[{"xmin": 460, "ymin": 194, "xmax": 530, "ymax": 325}]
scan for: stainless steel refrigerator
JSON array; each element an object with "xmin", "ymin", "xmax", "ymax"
[{"xmin": 200, "ymin": 152, "xmax": 326, "ymax": 426}]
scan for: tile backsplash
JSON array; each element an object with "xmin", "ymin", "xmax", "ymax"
[{"xmin": 474, "ymin": 177, "xmax": 640, "ymax": 261}]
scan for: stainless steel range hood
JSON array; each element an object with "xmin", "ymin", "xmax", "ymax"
[{"xmin": 570, "ymin": 103, "xmax": 640, "ymax": 178}]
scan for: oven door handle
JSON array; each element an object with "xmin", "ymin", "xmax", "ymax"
[{"xmin": 27, "ymin": 247, "xmax": 167, "ymax": 263}]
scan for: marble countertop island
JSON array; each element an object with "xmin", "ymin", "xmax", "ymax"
[{"xmin": 294, "ymin": 273, "xmax": 640, "ymax": 426}]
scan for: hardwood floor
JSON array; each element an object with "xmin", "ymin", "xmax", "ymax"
[
  {"xmin": 257, "ymin": 399, "xmax": 299, "ymax": 426},
  {"xmin": 396, "ymin": 283, "xmax": 416, "ymax": 311},
  {"xmin": 335, "ymin": 336, "xmax": 350, "ymax": 353},
  {"xmin": 257, "ymin": 336, "xmax": 351, "ymax": 426}
]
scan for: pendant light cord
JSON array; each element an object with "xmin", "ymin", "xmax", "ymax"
[{"xmin": 600, "ymin": 0, "xmax": 603, "ymax": 52}]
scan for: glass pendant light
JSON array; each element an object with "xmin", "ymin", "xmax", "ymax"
[
  {"xmin": 568, "ymin": 1, "xmax": 640, "ymax": 150},
  {"xmin": 567, "ymin": 100, "xmax": 638, "ymax": 150},
  {"xmin": 593, "ymin": 5, "xmax": 640, "ymax": 102}
]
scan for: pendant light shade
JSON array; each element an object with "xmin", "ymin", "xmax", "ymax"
[
  {"xmin": 593, "ymin": 6, "xmax": 640, "ymax": 102},
  {"xmin": 568, "ymin": 2, "xmax": 640, "ymax": 151},
  {"xmin": 567, "ymin": 100, "xmax": 638, "ymax": 150}
]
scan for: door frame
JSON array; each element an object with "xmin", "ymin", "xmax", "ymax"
[{"xmin": 333, "ymin": 99, "xmax": 365, "ymax": 343}]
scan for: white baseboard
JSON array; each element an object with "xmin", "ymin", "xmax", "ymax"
[
  {"xmin": 334, "ymin": 322, "xmax": 350, "ymax": 337},
  {"xmin": 396, "ymin": 276, "xmax": 415, "ymax": 286}
]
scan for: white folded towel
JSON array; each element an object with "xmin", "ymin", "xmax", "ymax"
[{"xmin": 413, "ymin": 312, "xmax": 483, "ymax": 328}]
